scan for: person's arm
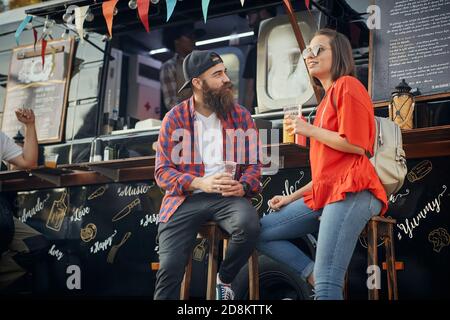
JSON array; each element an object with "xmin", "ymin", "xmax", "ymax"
[
  {"xmin": 8, "ymin": 109, "xmax": 38, "ymax": 169},
  {"xmin": 154, "ymin": 114, "xmax": 233, "ymax": 195},
  {"xmin": 310, "ymin": 125, "xmax": 365, "ymax": 155},
  {"xmin": 160, "ymin": 62, "xmax": 179, "ymax": 110},
  {"xmin": 289, "ymin": 77, "xmax": 374, "ymax": 157},
  {"xmin": 190, "ymin": 173, "xmax": 233, "ymax": 193},
  {"xmin": 154, "ymin": 114, "xmax": 195, "ymax": 195},
  {"xmin": 218, "ymin": 109, "xmax": 262, "ymax": 198},
  {"xmin": 290, "ymin": 180, "xmax": 313, "ymax": 201},
  {"xmin": 268, "ymin": 180, "xmax": 312, "ymax": 210},
  {"xmin": 287, "ymin": 117, "xmax": 365, "ymax": 156}
]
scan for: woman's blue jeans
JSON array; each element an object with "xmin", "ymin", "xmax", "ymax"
[{"xmin": 257, "ymin": 190, "xmax": 382, "ymax": 300}]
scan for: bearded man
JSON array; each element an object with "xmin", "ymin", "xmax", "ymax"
[{"xmin": 154, "ymin": 50, "xmax": 262, "ymax": 300}]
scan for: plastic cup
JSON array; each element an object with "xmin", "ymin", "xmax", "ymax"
[
  {"xmin": 45, "ymin": 153, "xmax": 59, "ymax": 168},
  {"xmin": 295, "ymin": 115, "xmax": 307, "ymax": 147},
  {"xmin": 283, "ymin": 105, "xmax": 301, "ymax": 143},
  {"xmin": 222, "ymin": 161, "xmax": 237, "ymax": 180}
]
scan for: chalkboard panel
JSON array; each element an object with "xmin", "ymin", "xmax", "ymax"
[
  {"xmin": 12, "ymin": 170, "xmax": 314, "ymax": 296},
  {"xmin": 11, "ymin": 160, "xmax": 449, "ymax": 297},
  {"xmin": 2, "ymin": 38, "xmax": 74, "ymax": 144},
  {"xmin": 369, "ymin": 0, "xmax": 450, "ymax": 104},
  {"xmin": 15, "ymin": 182, "xmax": 163, "ymax": 295}
]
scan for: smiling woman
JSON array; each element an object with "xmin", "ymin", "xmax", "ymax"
[
  {"xmin": 257, "ymin": 28, "xmax": 388, "ymax": 300},
  {"xmin": 305, "ymin": 29, "xmax": 355, "ymax": 90}
]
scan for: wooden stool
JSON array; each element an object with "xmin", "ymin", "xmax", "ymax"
[
  {"xmin": 180, "ymin": 221, "xmax": 259, "ymax": 300},
  {"xmin": 344, "ymin": 216, "xmax": 399, "ymax": 300},
  {"xmin": 365, "ymin": 216, "xmax": 398, "ymax": 300}
]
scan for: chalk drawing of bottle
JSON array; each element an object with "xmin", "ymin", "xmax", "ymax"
[{"xmin": 46, "ymin": 191, "xmax": 68, "ymax": 232}]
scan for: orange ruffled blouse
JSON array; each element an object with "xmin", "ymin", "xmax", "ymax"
[{"xmin": 302, "ymin": 76, "xmax": 388, "ymax": 216}]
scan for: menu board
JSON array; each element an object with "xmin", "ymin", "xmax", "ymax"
[
  {"xmin": 2, "ymin": 38, "xmax": 74, "ymax": 143},
  {"xmin": 369, "ymin": 0, "xmax": 450, "ymax": 104}
]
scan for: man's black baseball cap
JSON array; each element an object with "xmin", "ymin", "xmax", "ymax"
[{"xmin": 178, "ymin": 50, "xmax": 224, "ymax": 93}]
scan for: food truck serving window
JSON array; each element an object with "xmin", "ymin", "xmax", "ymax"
[{"xmin": 256, "ymin": 11, "xmax": 319, "ymax": 114}]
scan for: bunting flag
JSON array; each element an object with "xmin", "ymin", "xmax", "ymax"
[
  {"xmin": 94, "ymin": 0, "xmax": 310, "ymax": 39},
  {"xmin": 41, "ymin": 38, "xmax": 47, "ymax": 69},
  {"xmin": 33, "ymin": 27, "xmax": 38, "ymax": 51},
  {"xmin": 137, "ymin": 0, "xmax": 150, "ymax": 32},
  {"xmin": 305, "ymin": 0, "xmax": 314, "ymax": 21},
  {"xmin": 74, "ymin": 5, "xmax": 89, "ymax": 42},
  {"xmin": 202, "ymin": 0, "xmax": 210, "ymax": 23},
  {"xmin": 165, "ymin": 0, "xmax": 177, "ymax": 22},
  {"xmin": 15, "ymin": 15, "xmax": 32, "ymax": 46},
  {"xmin": 102, "ymin": 0, "xmax": 119, "ymax": 37}
]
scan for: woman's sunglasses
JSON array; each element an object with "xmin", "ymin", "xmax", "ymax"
[{"xmin": 302, "ymin": 45, "xmax": 329, "ymax": 59}]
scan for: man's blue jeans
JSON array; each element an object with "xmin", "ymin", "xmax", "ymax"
[{"xmin": 257, "ymin": 190, "xmax": 382, "ymax": 300}]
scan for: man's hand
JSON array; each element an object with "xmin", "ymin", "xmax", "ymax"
[
  {"xmin": 220, "ymin": 179, "xmax": 245, "ymax": 197},
  {"xmin": 196, "ymin": 173, "xmax": 234, "ymax": 193},
  {"xmin": 15, "ymin": 108, "xmax": 35, "ymax": 126}
]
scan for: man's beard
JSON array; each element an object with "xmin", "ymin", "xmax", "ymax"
[{"xmin": 202, "ymin": 80, "xmax": 235, "ymax": 119}]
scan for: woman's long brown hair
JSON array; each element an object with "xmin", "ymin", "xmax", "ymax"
[{"xmin": 310, "ymin": 28, "xmax": 356, "ymax": 90}]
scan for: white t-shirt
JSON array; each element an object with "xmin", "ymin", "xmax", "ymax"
[
  {"xmin": 193, "ymin": 112, "xmax": 223, "ymax": 193},
  {"xmin": 0, "ymin": 131, "xmax": 22, "ymax": 164}
]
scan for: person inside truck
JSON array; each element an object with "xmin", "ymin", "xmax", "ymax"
[
  {"xmin": 0, "ymin": 108, "xmax": 50, "ymax": 294},
  {"xmin": 154, "ymin": 50, "xmax": 261, "ymax": 300},
  {"xmin": 242, "ymin": 6, "xmax": 277, "ymax": 113},
  {"xmin": 159, "ymin": 23, "xmax": 205, "ymax": 117},
  {"xmin": 257, "ymin": 29, "xmax": 388, "ymax": 300}
]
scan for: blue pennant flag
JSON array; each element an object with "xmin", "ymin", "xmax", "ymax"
[
  {"xmin": 166, "ymin": 0, "xmax": 177, "ymax": 22},
  {"xmin": 202, "ymin": 0, "xmax": 210, "ymax": 23},
  {"xmin": 15, "ymin": 15, "xmax": 32, "ymax": 46}
]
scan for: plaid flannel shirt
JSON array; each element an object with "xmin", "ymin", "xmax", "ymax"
[{"xmin": 155, "ymin": 96, "xmax": 262, "ymax": 223}]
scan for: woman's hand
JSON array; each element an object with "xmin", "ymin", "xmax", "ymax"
[
  {"xmin": 285, "ymin": 116, "xmax": 315, "ymax": 138},
  {"xmin": 268, "ymin": 194, "xmax": 295, "ymax": 211}
]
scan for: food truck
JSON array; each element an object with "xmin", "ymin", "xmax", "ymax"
[{"xmin": 0, "ymin": 0, "xmax": 449, "ymax": 299}]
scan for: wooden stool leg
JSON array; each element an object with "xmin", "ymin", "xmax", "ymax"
[
  {"xmin": 385, "ymin": 224, "xmax": 398, "ymax": 300},
  {"xmin": 180, "ymin": 253, "xmax": 193, "ymax": 300},
  {"xmin": 206, "ymin": 227, "xmax": 219, "ymax": 300},
  {"xmin": 367, "ymin": 220, "xmax": 379, "ymax": 300},
  {"xmin": 223, "ymin": 238, "xmax": 228, "ymax": 259},
  {"xmin": 248, "ymin": 251, "xmax": 259, "ymax": 300}
]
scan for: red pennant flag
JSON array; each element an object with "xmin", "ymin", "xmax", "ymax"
[
  {"xmin": 305, "ymin": 0, "xmax": 310, "ymax": 10},
  {"xmin": 102, "ymin": 0, "xmax": 119, "ymax": 37},
  {"xmin": 33, "ymin": 27, "xmax": 38, "ymax": 51},
  {"xmin": 41, "ymin": 38, "xmax": 47, "ymax": 69},
  {"xmin": 137, "ymin": 0, "xmax": 150, "ymax": 33}
]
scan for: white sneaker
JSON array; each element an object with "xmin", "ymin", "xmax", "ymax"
[{"xmin": 216, "ymin": 283, "xmax": 235, "ymax": 300}]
